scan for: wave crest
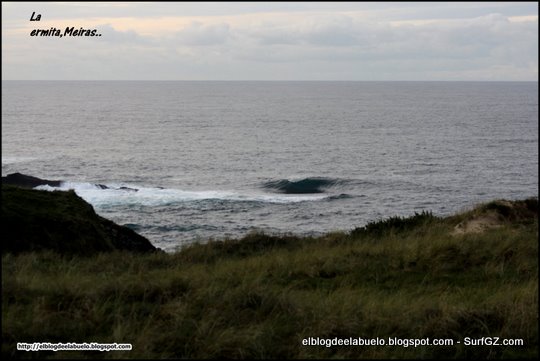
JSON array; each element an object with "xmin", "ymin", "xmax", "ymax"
[
  {"xmin": 34, "ymin": 181, "xmax": 328, "ymax": 207},
  {"xmin": 262, "ymin": 177, "xmax": 344, "ymax": 194}
]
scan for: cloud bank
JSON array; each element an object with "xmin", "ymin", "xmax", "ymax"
[{"xmin": 2, "ymin": 2, "xmax": 537, "ymax": 80}]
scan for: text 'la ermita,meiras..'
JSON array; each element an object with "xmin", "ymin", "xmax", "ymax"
[{"xmin": 29, "ymin": 12, "xmax": 101, "ymax": 37}]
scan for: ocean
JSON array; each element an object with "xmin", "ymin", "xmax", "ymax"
[{"xmin": 2, "ymin": 81, "xmax": 538, "ymax": 252}]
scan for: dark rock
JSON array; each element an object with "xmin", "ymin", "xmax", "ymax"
[
  {"xmin": 1, "ymin": 184, "xmax": 157, "ymax": 255},
  {"xmin": 99, "ymin": 217, "xmax": 153, "ymax": 251},
  {"xmin": 3, "ymin": 172, "xmax": 140, "ymax": 192},
  {"xmin": 2, "ymin": 172, "xmax": 62, "ymax": 188},
  {"xmin": 119, "ymin": 186, "xmax": 138, "ymax": 192}
]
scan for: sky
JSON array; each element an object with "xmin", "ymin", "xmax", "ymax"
[{"xmin": 1, "ymin": 2, "xmax": 538, "ymax": 80}]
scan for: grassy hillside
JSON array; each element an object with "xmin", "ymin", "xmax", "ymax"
[{"xmin": 2, "ymin": 198, "xmax": 538, "ymax": 359}]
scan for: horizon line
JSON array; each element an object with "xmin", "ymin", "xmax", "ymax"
[{"xmin": 2, "ymin": 79, "xmax": 538, "ymax": 82}]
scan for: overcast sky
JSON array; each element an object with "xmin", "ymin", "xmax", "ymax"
[{"xmin": 2, "ymin": 2, "xmax": 538, "ymax": 80}]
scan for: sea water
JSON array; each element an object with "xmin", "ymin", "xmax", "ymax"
[{"xmin": 2, "ymin": 81, "xmax": 538, "ymax": 251}]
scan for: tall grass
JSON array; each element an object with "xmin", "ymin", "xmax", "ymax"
[{"xmin": 2, "ymin": 199, "xmax": 538, "ymax": 359}]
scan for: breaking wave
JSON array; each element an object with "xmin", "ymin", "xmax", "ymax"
[
  {"xmin": 262, "ymin": 177, "xmax": 346, "ymax": 194},
  {"xmin": 34, "ymin": 181, "xmax": 329, "ymax": 208}
]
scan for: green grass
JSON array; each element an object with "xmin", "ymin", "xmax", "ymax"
[{"xmin": 2, "ymin": 198, "xmax": 538, "ymax": 359}]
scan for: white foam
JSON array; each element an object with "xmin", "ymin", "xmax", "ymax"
[
  {"xmin": 1, "ymin": 156, "xmax": 38, "ymax": 165},
  {"xmin": 34, "ymin": 182, "xmax": 327, "ymax": 207}
]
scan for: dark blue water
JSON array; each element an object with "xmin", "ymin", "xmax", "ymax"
[{"xmin": 2, "ymin": 81, "xmax": 538, "ymax": 251}]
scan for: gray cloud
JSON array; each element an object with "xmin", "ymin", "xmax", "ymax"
[
  {"xmin": 97, "ymin": 24, "xmax": 151, "ymax": 44},
  {"xmin": 2, "ymin": 2, "xmax": 537, "ymax": 80},
  {"xmin": 174, "ymin": 22, "xmax": 231, "ymax": 46},
  {"xmin": 238, "ymin": 12, "xmax": 537, "ymax": 67}
]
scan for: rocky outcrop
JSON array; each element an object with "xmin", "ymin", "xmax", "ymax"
[
  {"xmin": 1, "ymin": 172, "xmax": 62, "ymax": 188},
  {"xmin": 2, "ymin": 173, "xmax": 139, "ymax": 192},
  {"xmin": 1, "ymin": 184, "xmax": 157, "ymax": 255}
]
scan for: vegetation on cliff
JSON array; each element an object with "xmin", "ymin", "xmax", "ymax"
[{"xmin": 2, "ymin": 191, "xmax": 537, "ymax": 359}]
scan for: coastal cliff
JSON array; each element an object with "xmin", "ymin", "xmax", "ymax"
[
  {"xmin": 1, "ymin": 174, "xmax": 537, "ymax": 359},
  {"xmin": 1, "ymin": 183, "xmax": 156, "ymax": 254}
]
